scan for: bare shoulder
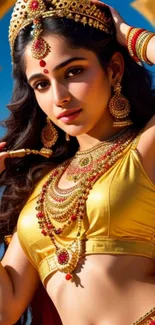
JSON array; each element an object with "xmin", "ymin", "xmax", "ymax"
[
  {"xmin": 137, "ymin": 115, "xmax": 155, "ymax": 183},
  {"xmin": 137, "ymin": 115, "xmax": 155, "ymax": 156}
]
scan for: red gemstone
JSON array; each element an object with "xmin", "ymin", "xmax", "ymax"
[
  {"xmin": 46, "ymin": 223, "xmax": 53, "ymax": 230},
  {"xmin": 150, "ymin": 321, "xmax": 155, "ymax": 325},
  {"xmin": 30, "ymin": 1, "xmax": 39, "ymax": 10},
  {"xmin": 52, "ymin": 170, "xmax": 59, "ymax": 177},
  {"xmin": 55, "ymin": 228, "xmax": 62, "ymax": 235},
  {"xmin": 71, "ymin": 215, "xmax": 77, "ymax": 221},
  {"xmin": 33, "ymin": 19, "xmax": 39, "ymax": 24},
  {"xmin": 36, "ymin": 212, "xmax": 44, "ymax": 218},
  {"xmin": 58, "ymin": 251, "xmax": 69, "ymax": 265},
  {"xmin": 40, "ymin": 60, "xmax": 46, "ymax": 67},
  {"xmin": 65, "ymin": 273, "xmax": 73, "ymax": 281},
  {"xmin": 34, "ymin": 39, "xmax": 42, "ymax": 50},
  {"xmin": 41, "ymin": 229, "xmax": 47, "ymax": 236}
]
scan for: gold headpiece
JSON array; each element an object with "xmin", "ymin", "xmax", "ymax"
[{"xmin": 9, "ymin": 0, "xmax": 114, "ymax": 62}]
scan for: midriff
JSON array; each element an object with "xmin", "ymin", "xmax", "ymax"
[{"xmin": 45, "ymin": 254, "xmax": 155, "ymax": 325}]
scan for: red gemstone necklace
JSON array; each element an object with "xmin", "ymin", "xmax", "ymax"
[{"xmin": 36, "ymin": 128, "xmax": 137, "ymax": 281}]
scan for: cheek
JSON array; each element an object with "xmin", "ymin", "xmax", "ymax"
[
  {"xmin": 70, "ymin": 76, "xmax": 110, "ymax": 105},
  {"xmin": 68, "ymin": 82, "xmax": 90, "ymax": 101},
  {"xmin": 35, "ymin": 92, "xmax": 54, "ymax": 115}
]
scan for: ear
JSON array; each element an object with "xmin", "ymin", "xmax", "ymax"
[{"xmin": 107, "ymin": 52, "xmax": 124, "ymax": 87}]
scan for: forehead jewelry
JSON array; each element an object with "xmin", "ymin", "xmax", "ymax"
[{"xmin": 9, "ymin": 0, "xmax": 114, "ymax": 64}]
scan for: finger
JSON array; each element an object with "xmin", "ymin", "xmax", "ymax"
[
  {"xmin": 0, "ymin": 152, "xmax": 9, "ymax": 159},
  {"xmin": 0, "ymin": 142, "xmax": 7, "ymax": 149},
  {"xmin": 91, "ymin": 0, "xmax": 107, "ymax": 6},
  {"xmin": 91, "ymin": 1, "xmax": 115, "ymax": 16}
]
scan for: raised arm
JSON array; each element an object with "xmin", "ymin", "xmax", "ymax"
[
  {"xmin": 91, "ymin": 0, "xmax": 155, "ymax": 65},
  {"xmin": 146, "ymin": 36, "xmax": 155, "ymax": 65}
]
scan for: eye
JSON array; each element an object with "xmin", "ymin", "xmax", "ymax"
[
  {"xmin": 33, "ymin": 80, "xmax": 50, "ymax": 91},
  {"xmin": 65, "ymin": 67, "xmax": 84, "ymax": 78}
]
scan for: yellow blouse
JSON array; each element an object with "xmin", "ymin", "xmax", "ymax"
[{"xmin": 17, "ymin": 135, "xmax": 155, "ymax": 284}]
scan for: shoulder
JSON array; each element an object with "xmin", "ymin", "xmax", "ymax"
[
  {"xmin": 137, "ymin": 115, "xmax": 155, "ymax": 156},
  {"xmin": 136, "ymin": 115, "xmax": 155, "ymax": 182}
]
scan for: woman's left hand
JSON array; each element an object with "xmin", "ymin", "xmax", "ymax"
[{"xmin": 91, "ymin": 0, "xmax": 131, "ymax": 47}]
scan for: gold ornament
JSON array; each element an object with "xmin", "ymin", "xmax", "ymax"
[
  {"xmin": 109, "ymin": 82, "xmax": 133, "ymax": 127},
  {"xmin": 41, "ymin": 117, "xmax": 58, "ymax": 157},
  {"xmin": 66, "ymin": 128, "xmax": 128, "ymax": 182},
  {"xmin": 7, "ymin": 148, "xmax": 53, "ymax": 159},
  {"xmin": 36, "ymin": 128, "xmax": 137, "ymax": 280},
  {"xmin": 65, "ymin": 133, "xmax": 70, "ymax": 142},
  {"xmin": 9, "ymin": 0, "xmax": 114, "ymax": 62}
]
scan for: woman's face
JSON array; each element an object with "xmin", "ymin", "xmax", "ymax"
[{"xmin": 25, "ymin": 34, "xmax": 122, "ymax": 138}]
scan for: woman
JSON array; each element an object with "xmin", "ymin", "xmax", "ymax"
[{"xmin": 0, "ymin": 0, "xmax": 155, "ymax": 324}]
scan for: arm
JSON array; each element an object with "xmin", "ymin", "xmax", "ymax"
[
  {"xmin": 0, "ymin": 143, "xmax": 39, "ymax": 325},
  {"xmin": 146, "ymin": 35, "xmax": 155, "ymax": 65},
  {"xmin": 91, "ymin": 0, "xmax": 155, "ymax": 65},
  {"xmin": 0, "ymin": 231, "xmax": 39, "ymax": 325}
]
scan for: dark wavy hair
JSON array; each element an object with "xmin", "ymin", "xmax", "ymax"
[{"xmin": 0, "ymin": 7, "xmax": 155, "ymax": 244}]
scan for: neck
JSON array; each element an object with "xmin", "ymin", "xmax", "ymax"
[{"xmin": 76, "ymin": 126, "xmax": 126, "ymax": 151}]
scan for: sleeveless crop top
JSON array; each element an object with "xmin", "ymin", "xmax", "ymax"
[{"xmin": 17, "ymin": 133, "xmax": 155, "ymax": 284}]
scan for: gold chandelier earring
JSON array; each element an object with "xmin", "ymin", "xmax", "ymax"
[
  {"xmin": 40, "ymin": 117, "xmax": 58, "ymax": 157},
  {"xmin": 109, "ymin": 82, "xmax": 133, "ymax": 127}
]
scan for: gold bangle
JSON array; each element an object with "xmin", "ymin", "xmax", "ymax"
[
  {"xmin": 135, "ymin": 31, "xmax": 154, "ymax": 65},
  {"xmin": 136, "ymin": 31, "xmax": 150, "ymax": 60},
  {"xmin": 127, "ymin": 28, "xmax": 140, "ymax": 57},
  {"xmin": 142, "ymin": 33, "xmax": 154, "ymax": 65}
]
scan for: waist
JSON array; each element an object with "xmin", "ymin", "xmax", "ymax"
[
  {"xmin": 38, "ymin": 238, "xmax": 155, "ymax": 284},
  {"xmin": 85, "ymin": 237, "xmax": 155, "ymax": 260}
]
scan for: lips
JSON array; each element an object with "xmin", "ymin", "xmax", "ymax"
[{"xmin": 57, "ymin": 108, "xmax": 82, "ymax": 119}]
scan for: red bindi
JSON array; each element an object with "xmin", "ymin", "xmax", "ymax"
[
  {"xmin": 39, "ymin": 60, "xmax": 46, "ymax": 67},
  {"xmin": 43, "ymin": 69, "xmax": 49, "ymax": 74}
]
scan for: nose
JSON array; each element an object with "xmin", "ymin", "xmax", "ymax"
[{"xmin": 52, "ymin": 80, "xmax": 71, "ymax": 107}]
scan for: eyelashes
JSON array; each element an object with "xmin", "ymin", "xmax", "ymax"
[
  {"xmin": 33, "ymin": 81, "xmax": 50, "ymax": 90},
  {"xmin": 65, "ymin": 67, "xmax": 84, "ymax": 78},
  {"xmin": 32, "ymin": 66, "xmax": 85, "ymax": 91}
]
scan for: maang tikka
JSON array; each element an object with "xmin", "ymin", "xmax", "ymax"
[
  {"xmin": 9, "ymin": 0, "xmax": 114, "ymax": 63},
  {"xmin": 109, "ymin": 82, "xmax": 133, "ymax": 127}
]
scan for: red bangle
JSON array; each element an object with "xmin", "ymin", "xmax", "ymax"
[{"xmin": 131, "ymin": 28, "xmax": 145, "ymax": 56}]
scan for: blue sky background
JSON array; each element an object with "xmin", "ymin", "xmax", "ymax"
[{"xmin": 0, "ymin": 1, "xmax": 155, "ymax": 138}]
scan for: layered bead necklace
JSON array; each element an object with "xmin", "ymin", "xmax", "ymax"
[{"xmin": 35, "ymin": 128, "xmax": 137, "ymax": 281}]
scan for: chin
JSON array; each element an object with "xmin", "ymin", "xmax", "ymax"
[{"xmin": 64, "ymin": 125, "xmax": 88, "ymax": 137}]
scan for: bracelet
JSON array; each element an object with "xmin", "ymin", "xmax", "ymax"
[
  {"xmin": 136, "ymin": 31, "xmax": 150, "ymax": 61},
  {"xmin": 127, "ymin": 27, "xmax": 144, "ymax": 62},
  {"xmin": 126, "ymin": 27, "xmax": 154, "ymax": 65},
  {"xmin": 142, "ymin": 33, "xmax": 154, "ymax": 65}
]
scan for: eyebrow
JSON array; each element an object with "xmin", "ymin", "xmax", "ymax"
[{"xmin": 28, "ymin": 57, "xmax": 87, "ymax": 84}]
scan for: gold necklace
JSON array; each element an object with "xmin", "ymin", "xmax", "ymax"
[
  {"xmin": 36, "ymin": 128, "xmax": 138, "ymax": 281},
  {"xmin": 66, "ymin": 128, "xmax": 130, "ymax": 182}
]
